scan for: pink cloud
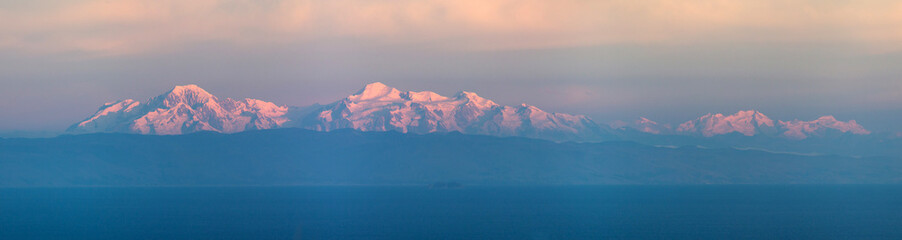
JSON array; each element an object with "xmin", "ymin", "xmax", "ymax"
[{"xmin": 1, "ymin": 0, "xmax": 901, "ymax": 56}]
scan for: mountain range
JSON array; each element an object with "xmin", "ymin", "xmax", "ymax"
[
  {"xmin": 69, "ymin": 83, "xmax": 606, "ymax": 142},
  {"xmin": 612, "ymin": 110, "xmax": 870, "ymax": 140},
  {"xmin": 69, "ymin": 83, "xmax": 871, "ymax": 143},
  {"xmin": 8, "ymin": 85, "xmax": 899, "ymax": 187},
  {"xmin": 67, "ymin": 85, "xmax": 292, "ymax": 135}
]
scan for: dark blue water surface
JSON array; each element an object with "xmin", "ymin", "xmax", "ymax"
[{"xmin": 2, "ymin": 186, "xmax": 902, "ymax": 239}]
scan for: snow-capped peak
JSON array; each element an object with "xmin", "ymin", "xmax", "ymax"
[
  {"xmin": 70, "ymin": 84, "xmax": 874, "ymax": 142},
  {"xmin": 677, "ymin": 110, "xmax": 775, "ymax": 137},
  {"xmin": 68, "ymin": 85, "xmax": 291, "ymax": 135},
  {"xmin": 455, "ymin": 91, "xmax": 498, "ymax": 109},
  {"xmin": 151, "ymin": 84, "xmax": 217, "ymax": 108},
  {"xmin": 778, "ymin": 116, "xmax": 870, "ymax": 139},
  {"xmin": 304, "ymin": 83, "xmax": 601, "ymax": 141},
  {"xmin": 349, "ymin": 82, "xmax": 403, "ymax": 102},
  {"xmin": 617, "ymin": 110, "xmax": 872, "ymax": 140}
]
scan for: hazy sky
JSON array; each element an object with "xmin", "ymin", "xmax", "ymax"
[{"xmin": 1, "ymin": 0, "xmax": 901, "ymax": 133}]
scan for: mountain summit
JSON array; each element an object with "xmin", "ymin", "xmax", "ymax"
[
  {"xmin": 615, "ymin": 110, "xmax": 870, "ymax": 139},
  {"xmin": 69, "ymin": 84, "xmax": 871, "ymax": 142},
  {"xmin": 677, "ymin": 110, "xmax": 776, "ymax": 137},
  {"xmin": 301, "ymin": 82, "xmax": 605, "ymax": 141},
  {"xmin": 69, "ymin": 83, "xmax": 608, "ymax": 141},
  {"xmin": 68, "ymin": 85, "xmax": 290, "ymax": 135},
  {"xmin": 778, "ymin": 116, "xmax": 870, "ymax": 139}
]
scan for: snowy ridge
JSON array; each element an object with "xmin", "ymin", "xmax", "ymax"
[
  {"xmin": 68, "ymin": 83, "xmax": 605, "ymax": 141},
  {"xmin": 677, "ymin": 110, "xmax": 776, "ymax": 137},
  {"xmin": 69, "ymin": 84, "xmax": 871, "ymax": 141},
  {"xmin": 616, "ymin": 110, "xmax": 870, "ymax": 139},
  {"xmin": 301, "ymin": 82, "xmax": 602, "ymax": 141},
  {"xmin": 68, "ymin": 85, "xmax": 291, "ymax": 135},
  {"xmin": 779, "ymin": 116, "xmax": 870, "ymax": 139}
]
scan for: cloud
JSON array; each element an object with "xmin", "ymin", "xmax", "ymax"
[{"xmin": 1, "ymin": 0, "xmax": 901, "ymax": 56}]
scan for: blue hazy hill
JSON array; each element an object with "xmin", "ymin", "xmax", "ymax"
[{"xmin": 1, "ymin": 128, "xmax": 901, "ymax": 186}]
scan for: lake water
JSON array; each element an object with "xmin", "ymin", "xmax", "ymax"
[{"xmin": 2, "ymin": 186, "xmax": 901, "ymax": 239}]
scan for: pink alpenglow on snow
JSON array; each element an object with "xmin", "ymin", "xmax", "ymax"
[
  {"xmin": 304, "ymin": 82, "xmax": 601, "ymax": 141},
  {"xmin": 69, "ymin": 83, "xmax": 605, "ymax": 142},
  {"xmin": 69, "ymin": 84, "xmax": 875, "ymax": 142},
  {"xmin": 778, "ymin": 116, "xmax": 870, "ymax": 139},
  {"xmin": 621, "ymin": 110, "xmax": 873, "ymax": 139},
  {"xmin": 677, "ymin": 110, "xmax": 775, "ymax": 137},
  {"xmin": 69, "ymin": 85, "xmax": 291, "ymax": 135}
]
